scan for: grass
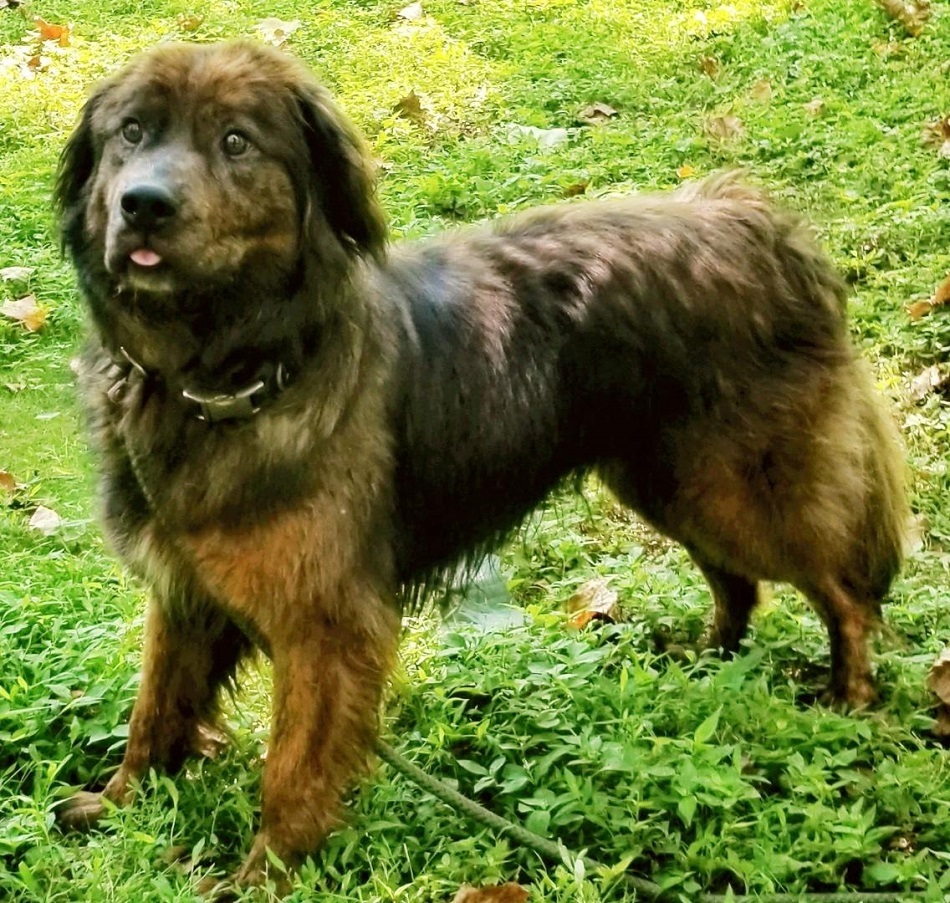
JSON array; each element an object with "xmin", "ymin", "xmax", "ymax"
[{"xmin": 2, "ymin": 0, "xmax": 950, "ymax": 900}]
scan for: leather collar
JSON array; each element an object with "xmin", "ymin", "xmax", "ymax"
[{"xmin": 107, "ymin": 346, "xmax": 292, "ymax": 423}]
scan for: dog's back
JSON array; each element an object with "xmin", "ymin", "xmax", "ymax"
[{"xmin": 385, "ymin": 179, "xmax": 906, "ymax": 704}]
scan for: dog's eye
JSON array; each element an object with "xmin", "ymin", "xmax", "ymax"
[
  {"xmin": 222, "ymin": 131, "xmax": 250, "ymax": 157},
  {"xmin": 121, "ymin": 119, "xmax": 143, "ymax": 145}
]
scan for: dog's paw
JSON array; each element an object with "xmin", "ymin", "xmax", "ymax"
[
  {"xmin": 56, "ymin": 790, "xmax": 112, "ymax": 832},
  {"xmin": 223, "ymin": 835, "xmax": 294, "ymax": 897},
  {"xmin": 822, "ymin": 679, "xmax": 878, "ymax": 711}
]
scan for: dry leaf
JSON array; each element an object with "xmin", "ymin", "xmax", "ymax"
[
  {"xmin": 804, "ymin": 98, "xmax": 825, "ymax": 118},
  {"xmin": 677, "ymin": 164, "xmax": 697, "ymax": 179},
  {"xmin": 0, "ymin": 265, "xmax": 34, "ymax": 282},
  {"xmin": 0, "ymin": 471, "xmax": 16, "ymax": 494},
  {"xmin": 1, "ymin": 294, "xmax": 46, "ymax": 331},
  {"xmin": 253, "ymin": 18, "xmax": 301, "ymax": 46},
  {"xmin": 194, "ymin": 722, "xmax": 229, "ymax": 759},
  {"xmin": 923, "ymin": 115, "xmax": 950, "ymax": 158},
  {"xmin": 704, "ymin": 113, "xmax": 745, "ymax": 143},
  {"xmin": 929, "ymin": 649, "xmax": 950, "ymax": 703},
  {"xmin": 929, "ymin": 650, "xmax": 950, "ymax": 739},
  {"xmin": 934, "ymin": 275, "xmax": 950, "ymax": 308},
  {"xmin": 565, "ymin": 577, "xmax": 620, "ymax": 628},
  {"xmin": 908, "ymin": 364, "xmax": 950, "ymax": 402},
  {"xmin": 29, "ymin": 506, "xmax": 63, "ymax": 534},
  {"xmin": 34, "ymin": 16, "xmax": 71, "ymax": 46},
  {"xmin": 562, "ymin": 182, "xmax": 588, "ymax": 198},
  {"xmin": 875, "ymin": 0, "xmax": 931, "ymax": 36},
  {"xmin": 908, "ymin": 276, "xmax": 950, "ymax": 320},
  {"xmin": 934, "ymin": 707, "xmax": 950, "ymax": 738},
  {"xmin": 398, "ymin": 2, "xmax": 424, "ymax": 20},
  {"xmin": 907, "ymin": 299, "xmax": 934, "ymax": 320},
  {"xmin": 451, "ymin": 884, "xmax": 529, "ymax": 903},
  {"xmin": 393, "ymin": 90, "xmax": 427, "ymax": 126},
  {"xmin": 750, "ymin": 78, "xmax": 773, "ymax": 103},
  {"xmin": 177, "ymin": 13, "xmax": 204, "ymax": 31},
  {"xmin": 699, "ymin": 56, "xmax": 720, "ymax": 79},
  {"xmin": 577, "ymin": 101, "xmax": 618, "ymax": 124}
]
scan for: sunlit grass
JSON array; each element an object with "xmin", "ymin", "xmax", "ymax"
[{"xmin": 2, "ymin": 0, "xmax": 950, "ymax": 900}]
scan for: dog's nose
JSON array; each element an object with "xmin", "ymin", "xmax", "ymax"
[{"xmin": 120, "ymin": 183, "xmax": 178, "ymax": 232}]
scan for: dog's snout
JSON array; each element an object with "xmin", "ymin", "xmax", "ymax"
[{"xmin": 120, "ymin": 183, "xmax": 179, "ymax": 231}]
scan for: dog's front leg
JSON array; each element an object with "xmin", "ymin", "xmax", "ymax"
[
  {"xmin": 59, "ymin": 596, "xmax": 252, "ymax": 830},
  {"xmin": 232, "ymin": 603, "xmax": 400, "ymax": 890}
]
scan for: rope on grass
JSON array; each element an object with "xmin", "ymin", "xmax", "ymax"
[{"xmin": 376, "ymin": 739, "xmax": 935, "ymax": 903}]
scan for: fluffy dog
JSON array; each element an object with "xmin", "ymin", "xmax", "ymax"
[{"xmin": 54, "ymin": 40, "xmax": 907, "ymax": 889}]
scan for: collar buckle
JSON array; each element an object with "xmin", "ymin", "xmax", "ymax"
[{"xmin": 182, "ymin": 380, "xmax": 266, "ymax": 422}]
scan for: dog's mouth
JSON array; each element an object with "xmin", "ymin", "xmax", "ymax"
[{"xmin": 109, "ymin": 238, "xmax": 177, "ymax": 294}]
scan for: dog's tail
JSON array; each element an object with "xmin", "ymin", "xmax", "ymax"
[
  {"xmin": 673, "ymin": 170, "xmax": 765, "ymax": 205},
  {"xmin": 852, "ymin": 368, "xmax": 910, "ymax": 603}
]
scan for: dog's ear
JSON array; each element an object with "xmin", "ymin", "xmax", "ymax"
[
  {"xmin": 54, "ymin": 88, "xmax": 106, "ymax": 250},
  {"xmin": 293, "ymin": 84, "xmax": 387, "ymax": 260}
]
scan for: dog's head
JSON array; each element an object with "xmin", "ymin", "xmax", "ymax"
[{"xmin": 55, "ymin": 41, "xmax": 386, "ymax": 301}]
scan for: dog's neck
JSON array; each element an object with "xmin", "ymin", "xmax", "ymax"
[{"xmin": 107, "ymin": 344, "xmax": 296, "ymax": 422}]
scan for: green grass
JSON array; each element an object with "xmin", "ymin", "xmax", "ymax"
[{"xmin": 2, "ymin": 0, "xmax": 950, "ymax": 900}]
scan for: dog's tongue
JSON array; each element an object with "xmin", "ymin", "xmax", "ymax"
[{"xmin": 130, "ymin": 248, "xmax": 162, "ymax": 267}]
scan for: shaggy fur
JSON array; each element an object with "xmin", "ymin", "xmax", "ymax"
[{"xmin": 54, "ymin": 40, "xmax": 907, "ymax": 890}]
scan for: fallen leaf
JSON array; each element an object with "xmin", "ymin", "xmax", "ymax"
[
  {"xmin": 907, "ymin": 299, "xmax": 934, "ymax": 320},
  {"xmin": 29, "ymin": 505, "xmax": 63, "ymax": 534},
  {"xmin": 177, "ymin": 13, "xmax": 204, "ymax": 31},
  {"xmin": 505, "ymin": 123, "xmax": 569, "ymax": 149},
  {"xmin": 804, "ymin": 97, "xmax": 825, "ymax": 118},
  {"xmin": 875, "ymin": 0, "xmax": 931, "ymax": 36},
  {"xmin": 929, "ymin": 649, "xmax": 950, "ymax": 704},
  {"xmin": 699, "ymin": 56, "xmax": 720, "ymax": 79},
  {"xmin": 750, "ymin": 78, "xmax": 772, "ymax": 103},
  {"xmin": 935, "ymin": 275, "xmax": 950, "ymax": 307},
  {"xmin": 677, "ymin": 164, "xmax": 697, "ymax": 179},
  {"xmin": 923, "ymin": 115, "xmax": 950, "ymax": 158},
  {"xmin": 930, "ymin": 650, "xmax": 950, "ymax": 740},
  {"xmin": 562, "ymin": 182, "xmax": 588, "ymax": 198},
  {"xmin": 398, "ymin": 1, "xmax": 424, "ymax": 20},
  {"xmin": 908, "ymin": 364, "xmax": 950, "ymax": 402},
  {"xmin": 565, "ymin": 577, "xmax": 620, "ymax": 628},
  {"xmin": 888, "ymin": 834, "xmax": 916, "ymax": 853},
  {"xmin": 577, "ymin": 101, "xmax": 618, "ymax": 124},
  {"xmin": 34, "ymin": 16, "xmax": 71, "ymax": 46},
  {"xmin": 0, "ymin": 266, "xmax": 34, "ymax": 282},
  {"xmin": 451, "ymin": 884, "xmax": 529, "ymax": 903},
  {"xmin": 253, "ymin": 17, "xmax": 301, "ymax": 46},
  {"xmin": 194, "ymin": 722, "xmax": 229, "ymax": 759},
  {"xmin": 1, "ymin": 294, "xmax": 46, "ymax": 331},
  {"xmin": 908, "ymin": 276, "xmax": 950, "ymax": 320},
  {"xmin": 704, "ymin": 113, "xmax": 745, "ymax": 143},
  {"xmin": 933, "ymin": 707, "xmax": 950, "ymax": 738},
  {"xmin": 393, "ymin": 90, "xmax": 427, "ymax": 127},
  {"xmin": 0, "ymin": 471, "xmax": 16, "ymax": 494}
]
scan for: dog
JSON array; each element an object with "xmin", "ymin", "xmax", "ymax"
[{"xmin": 54, "ymin": 39, "xmax": 907, "ymax": 890}]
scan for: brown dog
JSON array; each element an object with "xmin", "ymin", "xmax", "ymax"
[{"xmin": 55, "ymin": 40, "xmax": 907, "ymax": 889}]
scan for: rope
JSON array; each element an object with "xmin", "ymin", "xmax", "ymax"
[{"xmin": 375, "ymin": 739, "xmax": 937, "ymax": 903}]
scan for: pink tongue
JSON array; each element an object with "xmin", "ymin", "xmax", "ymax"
[{"xmin": 130, "ymin": 248, "xmax": 162, "ymax": 267}]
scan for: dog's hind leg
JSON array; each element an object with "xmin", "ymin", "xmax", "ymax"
[
  {"xmin": 58, "ymin": 596, "xmax": 252, "ymax": 831},
  {"xmin": 690, "ymin": 554, "xmax": 761, "ymax": 654},
  {"xmin": 797, "ymin": 577, "xmax": 880, "ymax": 708}
]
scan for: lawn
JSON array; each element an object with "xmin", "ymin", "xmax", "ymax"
[{"xmin": 2, "ymin": 0, "xmax": 950, "ymax": 900}]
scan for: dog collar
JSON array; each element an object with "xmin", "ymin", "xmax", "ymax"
[{"xmin": 108, "ymin": 347, "xmax": 291, "ymax": 423}]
